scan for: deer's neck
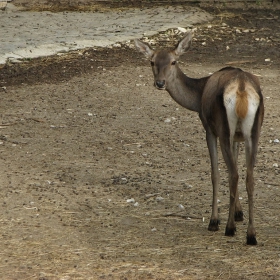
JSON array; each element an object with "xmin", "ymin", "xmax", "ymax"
[{"xmin": 166, "ymin": 67, "xmax": 209, "ymax": 113}]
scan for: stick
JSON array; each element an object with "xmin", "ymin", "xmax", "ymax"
[
  {"xmin": 163, "ymin": 212, "xmax": 202, "ymax": 220},
  {"xmin": 226, "ymin": 60, "xmax": 255, "ymax": 65}
]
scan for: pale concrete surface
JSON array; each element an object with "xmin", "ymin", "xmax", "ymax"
[{"xmin": 0, "ymin": 3, "xmax": 212, "ymax": 64}]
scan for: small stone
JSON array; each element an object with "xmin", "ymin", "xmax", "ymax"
[
  {"xmin": 177, "ymin": 27, "xmax": 188, "ymax": 33},
  {"xmin": 0, "ymin": 2, "xmax": 7, "ymax": 11},
  {"xmin": 178, "ymin": 204, "xmax": 185, "ymax": 210}
]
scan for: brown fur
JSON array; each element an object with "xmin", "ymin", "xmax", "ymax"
[{"xmin": 235, "ymin": 80, "xmax": 248, "ymax": 119}]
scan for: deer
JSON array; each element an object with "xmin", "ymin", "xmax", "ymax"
[{"xmin": 135, "ymin": 32, "xmax": 264, "ymax": 245}]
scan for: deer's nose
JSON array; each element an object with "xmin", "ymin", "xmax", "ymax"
[{"xmin": 155, "ymin": 80, "xmax": 166, "ymax": 89}]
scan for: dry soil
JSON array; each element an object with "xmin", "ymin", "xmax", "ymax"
[{"xmin": 0, "ymin": 4, "xmax": 280, "ymax": 280}]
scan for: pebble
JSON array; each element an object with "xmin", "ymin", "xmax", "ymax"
[
  {"xmin": 177, "ymin": 27, "xmax": 188, "ymax": 33},
  {"xmin": 178, "ymin": 204, "xmax": 185, "ymax": 210}
]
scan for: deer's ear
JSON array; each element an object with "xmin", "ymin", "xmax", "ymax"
[
  {"xmin": 174, "ymin": 32, "xmax": 192, "ymax": 56},
  {"xmin": 134, "ymin": 39, "xmax": 154, "ymax": 59}
]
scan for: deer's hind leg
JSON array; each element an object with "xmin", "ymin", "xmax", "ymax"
[
  {"xmin": 219, "ymin": 134, "xmax": 239, "ymax": 237},
  {"xmin": 233, "ymin": 142, "xmax": 244, "ymax": 222},
  {"xmin": 242, "ymin": 121, "xmax": 261, "ymax": 245},
  {"xmin": 244, "ymin": 137, "xmax": 257, "ymax": 245},
  {"xmin": 241, "ymin": 102, "xmax": 263, "ymax": 245},
  {"xmin": 206, "ymin": 129, "xmax": 220, "ymax": 231}
]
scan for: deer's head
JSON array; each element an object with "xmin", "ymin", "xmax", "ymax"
[{"xmin": 134, "ymin": 32, "xmax": 192, "ymax": 90}]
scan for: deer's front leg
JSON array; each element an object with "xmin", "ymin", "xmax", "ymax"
[{"xmin": 206, "ymin": 131, "xmax": 220, "ymax": 231}]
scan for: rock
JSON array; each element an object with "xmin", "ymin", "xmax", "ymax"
[
  {"xmin": 178, "ymin": 204, "xmax": 185, "ymax": 210},
  {"xmin": 0, "ymin": 1, "xmax": 7, "ymax": 11},
  {"xmin": 177, "ymin": 27, "xmax": 188, "ymax": 33}
]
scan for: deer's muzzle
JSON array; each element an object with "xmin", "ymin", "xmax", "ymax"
[{"xmin": 155, "ymin": 80, "xmax": 166, "ymax": 90}]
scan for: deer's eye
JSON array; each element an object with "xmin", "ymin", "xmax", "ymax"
[
  {"xmin": 171, "ymin": 61, "xmax": 176, "ymax": 65},
  {"xmin": 150, "ymin": 61, "xmax": 155, "ymax": 67}
]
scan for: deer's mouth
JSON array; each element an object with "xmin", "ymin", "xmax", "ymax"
[{"xmin": 155, "ymin": 85, "xmax": 166, "ymax": 90}]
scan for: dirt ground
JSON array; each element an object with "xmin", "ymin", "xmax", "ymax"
[{"xmin": 0, "ymin": 4, "xmax": 280, "ymax": 280}]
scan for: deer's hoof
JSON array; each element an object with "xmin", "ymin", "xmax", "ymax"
[
  {"xmin": 247, "ymin": 235, "xmax": 257, "ymax": 245},
  {"xmin": 225, "ymin": 226, "xmax": 236, "ymax": 236},
  {"xmin": 208, "ymin": 219, "xmax": 220, "ymax": 231},
  {"xmin": 234, "ymin": 211, "xmax": 244, "ymax": 222}
]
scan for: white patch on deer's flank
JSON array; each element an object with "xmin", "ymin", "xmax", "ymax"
[
  {"xmin": 240, "ymin": 85, "xmax": 260, "ymax": 139},
  {"xmin": 224, "ymin": 82, "xmax": 260, "ymax": 142}
]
